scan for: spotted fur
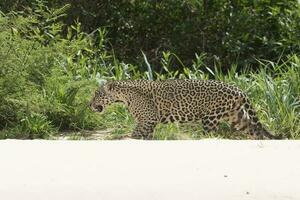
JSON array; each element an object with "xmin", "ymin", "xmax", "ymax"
[{"xmin": 90, "ymin": 80, "xmax": 279, "ymax": 139}]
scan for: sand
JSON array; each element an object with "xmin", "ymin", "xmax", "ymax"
[{"xmin": 0, "ymin": 139, "xmax": 300, "ymax": 200}]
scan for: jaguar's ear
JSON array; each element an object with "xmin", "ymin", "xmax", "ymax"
[{"xmin": 104, "ymin": 81, "xmax": 115, "ymax": 92}]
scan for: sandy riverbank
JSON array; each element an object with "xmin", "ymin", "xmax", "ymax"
[{"xmin": 0, "ymin": 139, "xmax": 299, "ymax": 200}]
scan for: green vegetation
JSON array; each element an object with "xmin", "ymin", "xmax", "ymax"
[{"xmin": 0, "ymin": 0, "xmax": 299, "ymax": 139}]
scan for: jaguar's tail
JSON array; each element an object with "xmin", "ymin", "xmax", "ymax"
[{"xmin": 243, "ymin": 98, "xmax": 282, "ymax": 140}]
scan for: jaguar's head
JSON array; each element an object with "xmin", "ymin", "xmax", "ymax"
[{"xmin": 90, "ymin": 82, "xmax": 115, "ymax": 113}]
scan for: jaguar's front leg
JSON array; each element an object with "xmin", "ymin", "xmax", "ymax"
[{"xmin": 132, "ymin": 121, "xmax": 157, "ymax": 140}]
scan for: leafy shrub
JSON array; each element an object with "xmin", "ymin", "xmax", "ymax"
[{"xmin": 0, "ymin": 1, "xmax": 108, "ymax": 138}]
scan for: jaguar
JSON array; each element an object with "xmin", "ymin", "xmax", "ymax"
[{"xmin": 90, "ymin": 80, "xmax": 279, "ymax": 139}]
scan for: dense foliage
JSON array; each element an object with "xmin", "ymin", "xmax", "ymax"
[
  {"xmin": 0, "ymin": 0, "xmax": 299, "ymax": 139},
  {"xmin": 1, "ymin": 0, "xmax": 300, "ymax": 71}
]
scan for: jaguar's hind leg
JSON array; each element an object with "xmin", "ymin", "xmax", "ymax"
[
  {"xmin": 226, "ymin": 101, "xmax": 277, "ymax": 139},
  {"xmin": 228, "ymin": 109, "xmax": 250, "ymax": 131}
]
